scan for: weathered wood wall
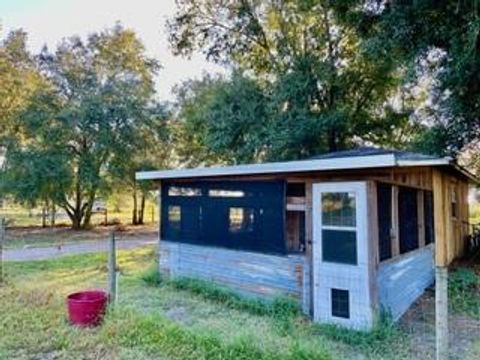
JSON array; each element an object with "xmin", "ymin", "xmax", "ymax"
[
  {"xmin": 433, "ymin": 170, "xmax": 470, "ymax": 266},
  {"xmin": 159, "ymin": 241, "xmax": 311, "ymax": 313},
  {"xmin": 377, "ymin": 245, "xmax": 434, "ymax": 320}
]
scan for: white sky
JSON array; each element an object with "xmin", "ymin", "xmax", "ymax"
[{"xmin": 0, "ymin": 0, "xmax": 224, "ymax": 101}]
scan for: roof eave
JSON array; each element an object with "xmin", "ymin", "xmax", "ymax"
[{"xmin": 136, "ymin": 154, "xmax": 397, "ymax": 181}]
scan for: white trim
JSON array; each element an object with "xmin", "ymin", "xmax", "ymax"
[
  {"xmin": 137, "ymin": 154, "xmax": 396, "ymax": 180},
  {"xmin": 136, "ymin": 153, "xmax": 477, "ymax": 183},
  {"xmin": 396, "ymin": 158, "xmax": 451, "ymax": 167}
]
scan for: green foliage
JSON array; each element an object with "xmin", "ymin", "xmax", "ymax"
[
  {"xmin": 0, "ymin": 29, "xmax": 44, "ymax": 144},
  {"xmin": 173, "ymin": 72, "xmax": 270, "ymax": 164},
  {"xmin": 141, "ymin": 264, "xmax": 163, "ymax": 287},
  {"xmin": 1, "ymin": 25, "xmax": 162, "ymax": 229},
  {"xmin": 449, "ymin": 267, "xmax": 480, "ymax": 319},
  {"xmin": 168, "ymin": 1, "xmax": 411, "ymax": 163},
  {"xmin": 168, "ymin": 276, "xmax": 300, "ymax": 319},
  {"xmin": 337, "ymin": 1, "xmax": 480, "ymax": 160},
  {"xmin": 312, "ymin": 314, "xmax": 405, "ymax": 356}
]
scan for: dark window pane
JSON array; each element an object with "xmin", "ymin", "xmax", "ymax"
[
  {"xmin": 287, "ymin": 183, "xmax": 306, "ymax": 197},
  {"xmin": 322, "ymin": 192, "xmax": 356, "ymax": 227},
  {"xmin": 229, "ymin": 207, "xmax": 255, "ymax": 233},
  {"xmin": 322, "ymin": 229, "xmax": 357, "ymax": 265},
  {"xmin": 399, "ymin": 187, "xmax": 418, "ymax": 254},
  {"xmin": 424, "ymin": 191, "xmax": 435, "ymax": 244},
  {"xmin": 331, "ymin": 289, "xmax": 350, "ymax": 319},
  {"xmin": 377, "ymin": 183, "xmax": 392, "ymax": 261}
]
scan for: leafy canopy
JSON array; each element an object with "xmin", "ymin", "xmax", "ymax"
[
  {"xmin": 1, "ymin": 25, "xmax": 161, "ymax": 228},
  {"xmin": 168, "ymin": 0, "xmax": 409, "ymax": 163}
]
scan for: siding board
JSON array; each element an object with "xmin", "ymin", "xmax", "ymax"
[
  {"xmin": 377, "ymin": 245, "xmax": 434, "ymax": 320},
  {"xmin": 159, "ymin": 241, "xmax": 311, "ymax": 313}
]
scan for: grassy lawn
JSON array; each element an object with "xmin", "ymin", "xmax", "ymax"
[
  {"xmin": 0, "ymin": 247, "xmax": 406, "ymax": 360},
  {"xmin": 1, "ymin": 247, "xmax": 479, "ymax": 360},
  {"xmin": 2, "ymin": 225, "xmax": 157, "ymax": 249}
]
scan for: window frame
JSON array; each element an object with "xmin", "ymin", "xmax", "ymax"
[{"xmin": 320, "ymin": 191, "xmax": 358, "ymax": 265}]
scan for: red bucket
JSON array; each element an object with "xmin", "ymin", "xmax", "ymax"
[{"xmin": 66, "ymin": 290, "xmax": 108, "ymax": 327}]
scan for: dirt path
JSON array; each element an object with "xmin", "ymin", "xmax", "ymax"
[{"xmin": 4, "ymin": 238, "xmax": 156, "ymax": 261}]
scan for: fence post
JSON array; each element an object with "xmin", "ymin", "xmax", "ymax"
[
  {"xmin": 0, "ymin": 218, "xmax": 5, "ymax": 285},
  {"xmin": 108, "ymin": 231, "xmax": 117, "ymax": 306},
  {"xmin": 436, "ymin": 266, "xmax": 449, "ymax": 360}
]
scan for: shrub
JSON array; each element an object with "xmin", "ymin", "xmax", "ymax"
[
  {"xmin": 141, "ymin": 265, "xmax": 163, "ymax": 286},
  {"xmin": 449, "ymin": 267, "xmax": 480, "ymax": 318}
]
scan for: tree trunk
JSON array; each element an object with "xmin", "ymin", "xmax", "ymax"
[
  {"xmin": 71, "ymin": 213, "xmax": 82, "ymax": 230},
  {"xmin": 50, "ymin": 204, "xmax": 56, "ymax": 227},
  {"xmin": 132, "ymin": 188, "xmax": 138, "ymax": 225},
  {"xmin": 82, "ymin": 192, "xmax": 96, "ymax": 229},
  {"xmin": 41, "ymin": 206, "xmax": 47, "ymax": 228},
  {"xmin": 138, "ymin": 193, "xmax": 146, "ymax": 225}
]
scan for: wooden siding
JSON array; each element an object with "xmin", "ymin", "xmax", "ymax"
[
  {"xmin": 433, "ymin": 170, "xmax": 470, "ymax": 266},
  {"xmin": 377, "ymin": 245, "xmax": 434, "ymax": 320},
  {"xmin": 159, "ymin": 241, "xmax": 311, "ymax": 313}
]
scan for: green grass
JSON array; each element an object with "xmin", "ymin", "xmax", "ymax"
[
  {"xmin": 2, "ymin": 247, "xmax": 478, "ymax": 359},
  {"xmin": 449, "ymin": 267, "xmax": 480, "ymax": 319}
]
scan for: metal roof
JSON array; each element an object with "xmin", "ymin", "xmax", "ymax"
[{"xmin": 136, "ymin": 147, "xmax": 477, "ymax": 182}]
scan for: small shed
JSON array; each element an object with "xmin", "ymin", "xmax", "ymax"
[{"xmin": 136, "ymin": 148, "xmax": 476, "ymax": 330}]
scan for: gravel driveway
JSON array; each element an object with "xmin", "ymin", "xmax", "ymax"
[{"xmin": 4, "ymin": 238, "xmax": 156, "ymax": 261}]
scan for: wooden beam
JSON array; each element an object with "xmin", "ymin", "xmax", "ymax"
[
  {"xmin": 417, "ymin": 190, "xmax": 426, "ymax": 248},
  {"xmin": 304, "ymin": 180, "xmax": 313, "ymax": 316},
  {"xmin": 391, "ymin": 185, "xmax": 400, "ymax": 257},
  {"xmin": 432, "ymin": 170, "xmax": 448, "ymax": 266},
  {"xmin": 367, "ymin": 181, "xmax": 380, "ymax": 316}
]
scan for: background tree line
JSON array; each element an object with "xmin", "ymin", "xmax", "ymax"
[{"xmin": 1, "ymin": 1, "xmax": 479, "ymax": 229}]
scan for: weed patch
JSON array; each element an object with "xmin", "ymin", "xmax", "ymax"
[
  {"xmin": 449, "ymin": 267, "xmax": 480, "ymax": 318},
  {"xmin": 168, "ymin": 277, "xmax": 299, "ymax": 319}
]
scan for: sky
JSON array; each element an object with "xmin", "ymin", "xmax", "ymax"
[{"xmin": 0, "ymin": 0, "xmax": 224, "ymax": 101}]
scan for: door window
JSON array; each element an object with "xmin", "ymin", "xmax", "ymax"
[{"xmin": 321, "ymin": 192, "xmax": 357, "ymax": 265}]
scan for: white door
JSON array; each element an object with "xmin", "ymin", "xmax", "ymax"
[{"xmin": 312, "ymin": 182, "xmax": 373, "ymax": 329}]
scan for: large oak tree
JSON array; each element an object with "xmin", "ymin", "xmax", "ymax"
[{"xmin": 2, "ymin": 25, "xmax": 160, "ymax": 229}]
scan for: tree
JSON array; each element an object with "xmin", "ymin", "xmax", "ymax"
[
  {"xmin": 109, "ymin": 103, "xmax": 171, "ymax": 225},
  {"xmin": 168, "ymin": 0, "xmax": 411, "ymax": 162},
  {"xmin": 0, "ymin": 29, "xmax": 44, "ymax": 154},
  {"xmin": 333, "ymin": 1, "xmax": 480, "ymax": 158},
  {"xmin": 173, "ymin": 72, "xmax": 270, "ymax": 165},
  {"xmin": 2, "ymin": 25, "xmax": 159, "ymax": 229}
]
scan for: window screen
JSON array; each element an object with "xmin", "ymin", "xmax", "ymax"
[
  {"xmin": 451, "ymin": 186, "xmax": 458, "ymax": 218},
  {"xmin": 322, "ymin": 230, "xmax": 357, "ymax": 264},
  {"xmin": 377, "ymin": 183, "xmax": 392, "ymax": 261},
  {"xmin": 424, "ymin": 190, "xmax": 435, "ymax": 244},
  {"xmin": 229, "ymin": 207, "xmax": 255, "ymax": 233},
  {"xmin": 398, "ymin": 187, "xmax": 419, "ymax": 254},
  {"xmin": 161, "ymin": 180, "xmax": 286, "ymax": 254},
  {"xmin": 331, "ymin": 289, "xmax": 350, "ymax": 319},
  {"xmin": 168, "ymin": 206, "xmax": 181, "ymax": 230}
]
